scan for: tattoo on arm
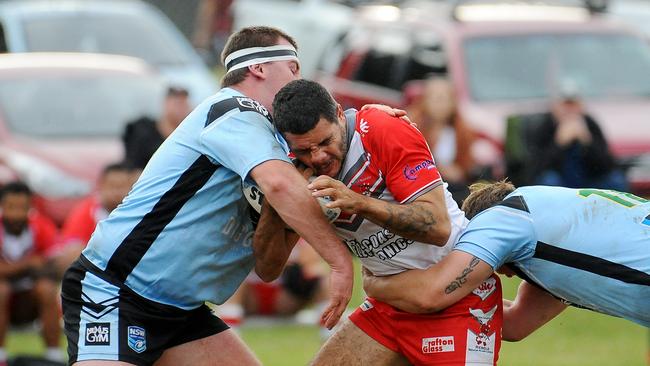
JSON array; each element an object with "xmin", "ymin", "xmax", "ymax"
[
  {"xmin": 382, "ymin": 201, "xmax": 437, "ymax": 239},
  {"xmin": 445, "ymin": 257, "xmax": 481, "ymax": 294}
]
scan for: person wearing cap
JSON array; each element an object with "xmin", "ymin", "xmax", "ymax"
[
  {"xmin": 527, "ymin": 80, "xmax": 628, "ymax": 191},
  {"xmin": 60, "ymin": 26, "xmax": 356, "ymax": 366},
  {"xmin": 122, "ymin": 86, "xmax": 192, "ymax": 170},
  {"xmin": 363, "ymin": 180, "xmax": 650, "ymax": 337}
]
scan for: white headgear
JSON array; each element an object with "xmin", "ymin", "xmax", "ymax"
[{"xmin": 224, "ymin": 45, "xmax": 299, "ymax": 73}]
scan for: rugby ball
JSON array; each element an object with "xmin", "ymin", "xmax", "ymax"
[{"xmin": 242, "ymin": 181, "xmax": 340, "ymax": 223}]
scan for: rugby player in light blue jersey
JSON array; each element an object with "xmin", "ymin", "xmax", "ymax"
[
  {"xmin": 364, "ymin": 181, "xmax": 650, "ymax": 340},
  {"xmin": 60, "ymin": 26, "xmax": 354, "ymax": 366}
]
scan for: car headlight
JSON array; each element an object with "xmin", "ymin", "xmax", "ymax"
[{"xmin": 1, "ymin": 150, "xmax": 91, "ymax": 198}]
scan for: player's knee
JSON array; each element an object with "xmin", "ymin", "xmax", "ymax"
[{"xmin": 34, "ymin": 278, "xmax": 58, "ymax": 304}]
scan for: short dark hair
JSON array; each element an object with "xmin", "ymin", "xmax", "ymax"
[
  {"xmin": 220, "ymin": 26, "xmax": 298, "ymax": 87},
  {"xmin": 461, "ymin": 180, "xmax": 516, "ymax": 219},
  {"xmin": 272, "ymin": 79, "xmax": 338, "ymax": 135},
  {"xmin": 1, "ymin": 181, "xmax": 32, "ymax": 200},
  {"xmin": 166, "ymin": 86, "xmax": 189, "ymax": 98},
  {"xmin": 102, "ymin": 162, "xmax": 136, "ymax": 177}
]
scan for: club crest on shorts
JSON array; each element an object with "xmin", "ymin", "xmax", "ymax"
[
  {"xmin": 127, "ymin": 326, "xmax": 146, "ymax": 353},
  {"xmin": 471, "ymin": 276, "xmax": 497, "ymax": 300}
]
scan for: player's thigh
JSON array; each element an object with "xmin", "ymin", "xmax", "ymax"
[
  {"xmin": 155, "ymin": 329, "xmax": 261, "ymax": 366},
  {"xmin": 310, "ymin": 318, "xmax": 410, "ymax": 366}
]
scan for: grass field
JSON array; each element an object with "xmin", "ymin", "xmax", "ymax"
[{"xmin": 6, "ymin": 263, "xmax": 647, "ymax": 365}]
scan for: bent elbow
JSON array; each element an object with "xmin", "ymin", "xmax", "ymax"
[
  {"xmin": 409, "ymin": 293, "xmax": 446, "ymax": 314},
  {"xmin": 502, "ymin": 331, "xmax": 527, "ymax": 342},
  {"xmin": 502, "ymin": 325, "xmax": 532, "ymax": 342},
  {"xmin": 255, "ymin": 267, "xmax": 282, "ymax": 283},
  {"xmin": 259, "ymin": 175, "xmax": 293, "ymax": 198}
]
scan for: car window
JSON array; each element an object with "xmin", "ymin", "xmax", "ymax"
[
  {"xmin": 21, "ymin": 13, "xmax": 191, "ymax": 66},
  {"xmin": 345, "ymin": 26, "xmax": 443, "ymax": 90},
  {"xmin": 464, "ymin": 33, "xmax": 650, "ymax": 101},
  {"xmin": 0, "ymin": 73, "xmax": 164, "ymax": 138}
]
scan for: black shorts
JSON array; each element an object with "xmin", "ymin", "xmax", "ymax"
[{"xmin": 61, "ymin": 257, "xmax": 229, "ymax": 366}]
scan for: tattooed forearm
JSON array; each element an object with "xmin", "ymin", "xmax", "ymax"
[
  {"xmin": 445, "ymin": 257, "xmax": 481, "ymax": 294},
  {"xmin": 380, "ymin": 201, "xmax": 438, "ymax": 241}
]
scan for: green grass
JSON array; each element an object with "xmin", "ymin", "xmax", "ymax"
[{"xmin": 7, "ymin": 263, "xmax": 647, "ymax": 366}]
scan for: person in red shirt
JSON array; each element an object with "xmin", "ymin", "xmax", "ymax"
[
  {"xmin": 0, "ymin": 181, "xmax": 62, "ymax": 364},
  {"xmin": 55, "ymin": 163, "xmax": 139, "ymax": 276}
]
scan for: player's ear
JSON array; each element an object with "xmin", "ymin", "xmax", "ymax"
[
  {"xmin": 336, "ymin": 103, "xmax": 345, "ymax": 122},
  {"xmin": 248, "ymin": 63, "xmax": 265, "ymax": 79}
]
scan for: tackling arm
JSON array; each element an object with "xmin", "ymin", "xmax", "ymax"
[
  {"xmin": 363, "ymin": 250, "xmax": 494, "ymax": 313},
  {"xmin": 310, "ymin": 177, "xmax": 450, "ymax": 245},
  {"xmin": 250, "ymin": 160, "xmax": 353, "ymax": 329},
  {"xmin": 502, "ymin": 280, "xmax": 568, "ymax": 341},
  {"xmin": 252, "ymin": 199, "xmax": 300, "ymax": 282}
]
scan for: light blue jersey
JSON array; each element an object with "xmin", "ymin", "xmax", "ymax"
[
  {"xmin": 81, "ymin": 88, "xmax": 291, "ymax": 310},
  {"xmin": 455, "ymin": 186, "xmax": 650, "ymax": 327}
]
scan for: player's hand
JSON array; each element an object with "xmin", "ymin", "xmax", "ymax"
[
  {"xmin": 361, "ymin": 103, "xmax": 414, "ymax": 126},
  {"xmin": 308, "ymin": 175, "xmax": 366, "ymax": 214},
  {"xmin": 320, "ymin": 267, "xmax": 353, "ymax": 329}
]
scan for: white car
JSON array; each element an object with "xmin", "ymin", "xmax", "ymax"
[
  {"xmin": 232, "ymin": 0, "xmax": 355, "ymax": 78},
  {"xmin": 0, "ymin": 0, "xmax": 218, "ymax": 105},
  {"xmin": 0, "ymin": 53, "xmax": 167, "ymax": 223}
]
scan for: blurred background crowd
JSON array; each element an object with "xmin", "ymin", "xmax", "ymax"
[{"xmin": 0, "ymin": 0, "xmax": 648, "ymax": 365}]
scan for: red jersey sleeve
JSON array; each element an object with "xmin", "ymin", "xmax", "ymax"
[
  {"xmin": 61, "ymin": 196, "xmax": 98, "ymax": 246},
  {"xmin": 357, "ymin": 108, "xmax": 442, "ymax": 203},
  {"xmin": 28, "ymin": 211, "xmax": 60, "ymax": 257}
]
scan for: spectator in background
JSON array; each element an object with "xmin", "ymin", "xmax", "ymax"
[
  {"xmin": 192, "ymin": 0, "xmax": 235, "ymax": 67},
  {"xmin": 528, "ymin": 81, "xmax": 628, "ymax": 191},
  {"xmin": 53, "ymin": 163, "xmax": 140, "ymax": 276},
  {"xmin": 406, "ymin": 76, "xmax": 476, "ymax": 203},
  {"xmin": 0, "ymin": 182, "xmax": 63, "ymax": 365},
  {"xmin": 122, "ymin": 86, "xmax": 192, "ymax": 169}
]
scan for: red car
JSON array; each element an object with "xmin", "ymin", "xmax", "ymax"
[
  {"xmin": 0, "ymin": 53, "xmax": 166, "ymax": 224},
  {"xmin": 316, "ymin": 1, "xmax": 650, "ymax": 194}
]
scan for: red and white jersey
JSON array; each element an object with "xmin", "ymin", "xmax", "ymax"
[{"xmin": 334, "ymin": 108, "xmax": 468, "ymax": 275}]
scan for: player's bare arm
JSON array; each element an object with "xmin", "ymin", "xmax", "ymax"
[
  {"xmin": 363, "ymin": 250, "xmax": 493, "ymax": 313},
  {"xmin": 309, "ymin": 176, "xmax": 450, "ymax": 245},
  {"xmin": 502, "ymin": 280, "xmax": 567, "ymax": 341},
  {"xmin": 250, "ymin": 159, "xmax": 353, "ymax": 329},
  {"xmin": 252, "ymin": 199, "xmax": 300, "ymax": 282}
]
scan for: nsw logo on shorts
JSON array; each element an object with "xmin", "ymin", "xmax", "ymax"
[
  {"xmin": 85, "ymin": 322, "xmax": 110, "ymax": 346},
  {"xmin": 422, "ymin": 336, "xmax": 455, "ymax": 354},
  {"xmin": 127, "ymin": 326, "xmax": 147, "ymax": 353}
]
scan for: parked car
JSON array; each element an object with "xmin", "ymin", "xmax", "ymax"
[
  {"xmin": 232, "ymin": 0, "xmax": 356, "ymax": 78},
  {"xmin": 0, "ymin": 0, "xmax": 218, "ymax": 105},
  {"xmin": 316, "ymin": 0, "xmax": 650, "ymax": 194},
  {"xmin": 605, "ymin": 0, "xmax": 650, "ymax": 40},
  {"xmin": 0, "ymin": 53, "xmax": 167, "ymax": 224}
]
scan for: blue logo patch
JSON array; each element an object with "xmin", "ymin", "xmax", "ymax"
[
  {"xmin": 403, "ymin": 159, "xmax": 435, "ymax": 180},
  {"xmin": 127, "ymin": 326, "xmax": 146, "ymax": 353}
]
